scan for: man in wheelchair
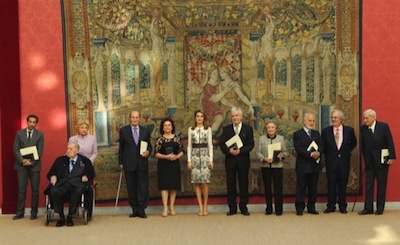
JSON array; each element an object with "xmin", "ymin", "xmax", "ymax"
[{"xmin": 46, "ymin": 142, "xmax": 95, "ymax": 227}]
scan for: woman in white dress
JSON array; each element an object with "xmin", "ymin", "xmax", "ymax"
[{"xmin": 187, "ymin": 110, "xmax": 214, "ymax": 216}]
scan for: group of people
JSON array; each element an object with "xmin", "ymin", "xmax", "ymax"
[
  {"xmin": 13, "ymin": 116, "xmax": 97, "ymax": 227},
  {"xmin": 12, "ymin": 107, "xmax": 396, "ymax": 224}
]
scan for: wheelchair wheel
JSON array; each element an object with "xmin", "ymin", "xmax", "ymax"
[
  {"xmin": 44, "ymin": 210, "xmax": 51, "ymax": 226},
  {"xmin": 83, "ymin": 209, "xmax": 88, "ymax": 225}
]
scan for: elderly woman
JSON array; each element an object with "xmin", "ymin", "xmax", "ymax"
[
  {"xmin": 256, "ymin": 120, "xmax": 289, "ymax": 216},
  {"xmin": 68, "ymin": 120, "xmax": 98, "ymax": 165},
  {"xmin": 155, "ymin": 118, "xmax": 185, "ymax": 217}
]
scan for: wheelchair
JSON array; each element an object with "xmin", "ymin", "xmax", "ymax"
[{"xmin": 44, "ymin": 183, "xmax": 93, "ymax": 226}]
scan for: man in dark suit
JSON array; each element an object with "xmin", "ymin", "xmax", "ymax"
[
  {"xmin": 220, "ymin": 106, "xmax": 254, "ymax": 216},
  {"xmin": 293, "ymin": 113, "xmax": 324, "ymax": 216},
  {"xmin": 359, "ymin": 109, "xmax": 396, "ymax": 215},
  {"xmin": 47, "ymin": 142, "xmax": 95, "ymax": 227},
  {"xmin": 13, "ymin": 114, "xmax": 44, "ymax": 220},
  {"xmin": 118, "ymin": 110, "xmax": 152, "ymax": 218},
  {"xmin": 322, "ymin": 109, "xmax": 357, "ymax": 214}
]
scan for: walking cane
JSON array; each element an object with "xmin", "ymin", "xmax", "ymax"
[
  {"xmin": 113, "ymin": 170, "xmax": 123, "ymax": 216},
  {"xmin": 351, "ymin": 167, "xmax": 366, "ymax": 212}
]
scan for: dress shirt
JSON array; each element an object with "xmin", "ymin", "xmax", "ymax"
[{"xmin": 333, "ymin": 125, "xmax": 343, "ymax": 149}]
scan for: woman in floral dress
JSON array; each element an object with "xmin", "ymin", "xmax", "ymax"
[{"xmin": 187, "ymin": 110, "xmax": 214, "ymax": 216}]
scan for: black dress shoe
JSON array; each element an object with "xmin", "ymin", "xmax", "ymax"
[
  {"xmin": 323, "ymin": 209, "xmax": 335, "ymax": 214},
  {"xmin": 265, "ymin": 211, "xmax": 272, "ymax": 215},
  {"xmin": 358, "ymin": 210, "xmax": 373, "ymax": 215},
  {"xmin": 129, "ymin": 213, "xmax": 137, "ymax": 218},
  {"xmin": 56, "ymin": 219, "xmax": 65, "ymax": 227},
  {"xmin": 275, "ymin": 212, "xmax": 282, "ymax": 216},
  {"xmin": 12, "ymin": 214, "xmax": 24, "ymax": 220},
  {"xmin": 241, "ymin": 210, "xmax": 250, "ymax": 216},
  {"xmin": 30, "ymin": 215, "xmax": 37, "ymax": 220},
  {"xmin": 137, "ymin": 213, "xmax": 147, "ymax": 219},
  {"xmin": 375, "ymin": 211, "xmax": 383, "ymax": 215},
  {"xmin": 226, "ymin": 211, "xmax": 237, "ymax": 216},
  {"xmin": 308, "ymin": 210, "xmax": 319, "ymax": 215},
  {"xmin": 66, "ymin": 217, "xmax": 74, "ymax": 226},
  {"xmin": 296, "ymin": 211, "xmax": 303, "ymax": 216},
  {"xmin": 340, "ymin": 210, "xmax": 347, "ymax": 214}
]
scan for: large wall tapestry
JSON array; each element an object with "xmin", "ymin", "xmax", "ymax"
[{"xmin": 62, "ymin": 0, "xmax": 360, "ymax": 201}]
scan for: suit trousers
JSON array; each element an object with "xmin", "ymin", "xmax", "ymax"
[
  {"xmin": 326, "ymin": 163, "xmax": 349, "ymax": 211},
  {"xmin": 17, "ymin": 168, "xmax": 40, "ymax": 215},
  {"xmin": 124, "ymin": 169, "xmax": 149, "ymax": 214},
  {"xmin": 364, "ymin": 163, "xmax": 389, "ymax": 212},
  {"xmin": 261, "ymin": 167, "xmax": 283, "ymax": 214},
  {"xmin": 48, "ymin": 182, "xmax": 85, "ymax": 215},
  {"xmin": 226, "ymin": 166, "xmax": 249, "ymax": 212},
  {"xmin": 295, "ymin": 172, "xmax": 319, "ymax": 212}
]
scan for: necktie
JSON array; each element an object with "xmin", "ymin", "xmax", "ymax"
[
  {"xmin": 133, "ymin": 127, "xmax": 139, "ymax": 144},
  {"xmin": 69, "ymin": 160, "xmax": 75, "ymax": 173},
  {"xmin": 27, "ymin": 131, "xmax": 32, "ymax": 144},
  {"xmin": 334, "ymin": 128, "xmax": 339, "ymax": 148},
  {"xmin": 369, "ymin": 127, "xmax": 374, "ymax": 142},
  {"xmin": 307, "ymin": 130, "xmax": 312, "ymax": 138},
  {"xmin": 234, "ymin": 125, "xmax": 239, "ymax": 135}
]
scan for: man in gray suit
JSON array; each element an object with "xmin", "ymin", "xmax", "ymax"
[{"xmin": 13, "ymin": 114, "xmax": 44, "ymax": 220}]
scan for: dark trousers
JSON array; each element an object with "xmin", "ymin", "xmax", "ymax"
[
  {"xmin": 295, "ymin": 172, "xmax": 319, "ymax": 212},
  {"xmin": 364, "ymin": 164, "xmax": 389, "ymax": 212},
  {"xmin": 48, "ymin": 182, "xmax": 85, "ymax": 216},
  {"xmin": 124, "ymin": 169, "xmax": 149, "ymax": 215},
  {"xmin": 261, "ymin": 167, "xmax": 283, "ymax": 214},
  {"xmin": 226, "ymin": 166, "xmax": 249, "ymax": 212},
  {"xmin": 17, "ymin": 168, "xmax": 40, "ymax": 215},
  {"xmin": 326, "ymin": 163, "xmax": 349, "ymax": 211}
]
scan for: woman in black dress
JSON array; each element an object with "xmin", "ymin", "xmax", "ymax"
[{"xmin": 155, "ymin": 118, "xmax": 185, "ymax": 217}]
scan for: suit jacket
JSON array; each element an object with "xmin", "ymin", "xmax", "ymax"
[
  {"xmin": 46, "ymin": 154, "xmax": 95, "ymax": 187},
  {"xmin": 13, "ymin": 128, "xmax": 44, "ymax": 172},
  {"xmin": 256, "ymin": 134, "xmax": 288, "ymax": 168},
  {"xmin": 293, "ymin": 128, "xmax": 324, "ymax": 173},
  {"xmin": 322, "ymin": 125, "xmax": 357, "ymax": 172},
  {"xmin": 220, "ymin": 123, "xmax": 254, "ymax": 169},
  {"xmin": 361, "ymin": 121, "xmax": 396, "ymax": 168},
  {"xmin": 118, "ymin": 125, "xmax": 152, "ymax": 171}
]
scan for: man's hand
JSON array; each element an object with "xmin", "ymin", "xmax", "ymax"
[
  {"xmin": 50, "ymin": 175, "xmax": 57, "ymax": 186},
  {"xmin": 311, "ymin": 151, "xmax": 320, "ymax": 160},
  {"xmin": 229, "ymin": 148, "xmax": 240, "ymax": 156},
  {"xmin": 82, "ymin": 175, "xmax": 88, "ymax": 182},
  {"xmin": 140, "ymin": 150, "xmax": 149, "ymax": 158},
  {"xmin": 22, "ymin": 159, "xmax": 32, "ymax": 166}
]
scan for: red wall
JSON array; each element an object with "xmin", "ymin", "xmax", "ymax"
[
  {"xmin": 0, "ymin": 0, "xmax": 22, "ymax": 213},
  {"xmin": 0, "ymin": 0, "xmax": 67, "ymax": 213},
  {"xmin": 362, "ymin": 1, "xmax": 400, "ymax": 201},
  {"xmin": 1, "ymin": 0, "xmax": 399, "ymax": 212}
]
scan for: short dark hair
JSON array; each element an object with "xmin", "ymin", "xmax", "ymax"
[
  {"xmin": 159, "ymin": 118, "xmax": 175, "ymax": 135},
  {"xmin": 26, "ymin": 114, "xmax": 39, "ymax": 123}
]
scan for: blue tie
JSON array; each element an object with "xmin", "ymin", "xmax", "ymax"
[{"xmin": 69, "ymin": 160, "xmax": 75, "ymax": 173}]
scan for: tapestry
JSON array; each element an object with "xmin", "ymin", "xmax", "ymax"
[{"xmin": 62, "ymin": 0, "xmax": 360, "ymax": 201}]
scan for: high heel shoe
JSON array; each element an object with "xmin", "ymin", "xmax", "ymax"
[
  {"xmin": 162, "ymin": 209, "xmax": 168, "ymax": 217},
  {"xmin": 198, "ymin": 206, "xmax": 204, "ymax": 216},
  {"xmin": 170, "ymin": 207, "xmax": 176, "ymax": 216},
  {"xmin": 203, "ymin": 205, "xmax": 208, "ymax": 216}
]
